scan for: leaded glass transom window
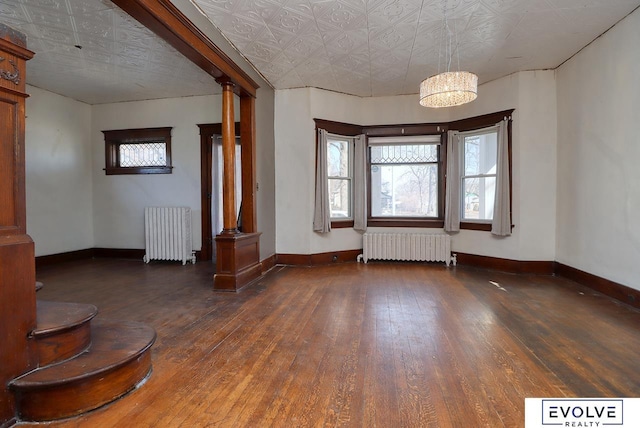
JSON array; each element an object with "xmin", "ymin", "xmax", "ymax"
[{"xmin": 103, "ymin": 127, "xmax": 173, "ymax": 175}]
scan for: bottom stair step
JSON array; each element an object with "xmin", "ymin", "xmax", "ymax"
[
  {"xmin": 11, "ymin": 320, "xmax": 156, "ymax": 422},
  {"xmin": 34, "ymin": 300, "xmax": 98, "ymax": 366}
]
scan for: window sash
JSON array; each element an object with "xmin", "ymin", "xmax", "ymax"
[
  {"xmin": 460, "ymin": 128, "xmax": 498, "ymax": 222},
  {"xmin": 326, "ymin": 134, "xmax": 354, "ymax": 220},
  {"xmin": 118, "ymin": 142, "xmax": 168, "ymax": 168},
  {"xmin": 369, "ymin": 142, "xmax": 441, "ymax": 219},
  {"xmin": 103, "ymin": 127, "xmax": 172, "ymax": 175}
]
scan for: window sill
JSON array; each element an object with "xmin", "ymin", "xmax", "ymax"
[
  {"xmin": 460, "ymin": 222, "xmax": 492, "ymax": 231},
  {"xmin": 331, "ymin": 220, "xmax": 354, "ymax": 229},
  {"xmin": 105, "ymin": 166, "xmax": 173, "ymax": 175}
]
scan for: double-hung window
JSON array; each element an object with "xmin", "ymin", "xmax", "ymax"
[
  {"xmin": 369, "ymin": 135, "xmax": 442, "ymax": 219},
  {"xmin": 460, "ymin": 127, "xmax": 498, "ymax": 221},
  {"xmin": 326, "ymin": 134, "xmax": 354, "ymax": 220}
]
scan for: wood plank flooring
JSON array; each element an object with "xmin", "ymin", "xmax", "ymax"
[{"xmin": 20, "ymin": 259, "xmax": 640, "ymax": 427}]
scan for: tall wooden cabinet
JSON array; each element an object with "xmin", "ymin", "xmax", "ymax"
[{"xmin": 0, "ymin": 24, "xmax": 36, "ymax": 426}]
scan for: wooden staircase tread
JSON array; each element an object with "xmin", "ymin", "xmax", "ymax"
[
  {"xmin": 12, "ymin": 320, "xmax": 156, "ymax": 388},
  {"xmin": 34, "ymin": 300, "xmax": 98, "ymax": 338}
]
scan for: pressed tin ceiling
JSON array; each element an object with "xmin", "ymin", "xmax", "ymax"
[
  {"xmin": 1, "ymin": 0, "xmax": 639, "ymax": 104},
  {"xmin": 190, "ymin": 0, "xmax": 640, "ymax": 97},
  {"xmin": 1, "ymin": 0, "xmax": 219, "ymax": 104}
]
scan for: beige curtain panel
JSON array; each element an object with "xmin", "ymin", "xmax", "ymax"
[{"xmin": 313, "ymin": 128, "xmax": 331, "ymax": 233}]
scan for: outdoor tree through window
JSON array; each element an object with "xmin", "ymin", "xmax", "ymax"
[
  {"xmin": 369, "ymin": 136, "xmax": 441, "ymax": 218},
  {"xmin": 461, "ymin": 129, "xmax": 498, "ymax": 221}
]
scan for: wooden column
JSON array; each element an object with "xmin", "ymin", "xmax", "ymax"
[
  {"xmin": 214, "ymin": 89, "xmax": 261, "ymax": 292},
  {"xmin": 0, "ymin": 24, "xmax": 36, "ymax": 426},
  {"xmin": 240, "ymin": 95, "xmax": 257, "ymax": 233},
  {"xmin": 220, "ymin": 81, "xmax": 238, "ymax": 234}
]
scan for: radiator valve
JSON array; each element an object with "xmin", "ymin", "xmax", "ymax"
[{"xmin": 451, "ymin": 253, "xmax": 457, "ymax": 267}]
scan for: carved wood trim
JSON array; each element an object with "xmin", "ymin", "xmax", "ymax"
[
  {"xmin": 0, "ymin": 37, "xmax": 34, "ymax": 61},
  {"xmin": 0, "ymin": 24, "xmax": 36, "ymax": 426},
  {"xmin": 0, "ymin": 57, "xmax": 20, "ymax": 84}
]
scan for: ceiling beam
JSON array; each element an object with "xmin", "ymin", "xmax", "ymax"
[{"xmin": 111, "ymin": 0, "xmax": 259, "ymax": 98}]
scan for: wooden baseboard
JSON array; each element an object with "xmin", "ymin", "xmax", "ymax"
[
  {"xmin": 276, "ymin": 249, "xmax": 361, "ymax": 266},
  {"xmin": 261, "ymin": 254, "xmax": 277, "ymax": 273},
  {"xmin": 36, "ymin": 248, "xmax": 202, "ymax": 267},
  {"xmin": 455, "ymin": 252, "xmax": 555, "ymax": 275},
  {"xmin": 93, "ymin": 248, "xmax": 145, "ymax": 260},
  {"xmin": 35, "ymin": 249, "xmax": 95, "ymax": 269},
  {"xmin": 555, "ymin": 262, "xmax": 640, "ymax": 310}
]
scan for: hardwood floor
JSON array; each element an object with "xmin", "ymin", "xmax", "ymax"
[{"xmin": 20, "ymin": 259, "xmax": 640, "ymax": 427}]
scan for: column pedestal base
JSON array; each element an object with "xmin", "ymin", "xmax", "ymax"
[{"xmin": 214, "ymin": 232, "xmax": 262, "ymax": 292}]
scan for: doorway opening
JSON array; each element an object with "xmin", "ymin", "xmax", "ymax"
[{"xmin": 199, "ymin": 123, "xmax": 241, "ymax": 261}]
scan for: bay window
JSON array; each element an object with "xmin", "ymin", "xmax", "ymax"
[{"xmin": 313, "ymin": 110, "xmax": 512, "ymax": 233}]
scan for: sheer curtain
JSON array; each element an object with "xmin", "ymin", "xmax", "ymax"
[
  {"xmin": 313, "ymin": 128, "xmax": 331, "ymax": 233},
  {"xmin": 353, "ymin": 134, "xmax": 367, "ymax": 232},
  {"xmin": 491, "ymin": 118, "xmax": 511, "ymax": 236},
  {"xmin": 444, "ymin": 130, "xmax": 460, "ymax": 233}
]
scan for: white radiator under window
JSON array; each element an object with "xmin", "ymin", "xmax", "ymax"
[
  {"xmin": 360, "ymin": 232, "xmax": 451, "ymax": 266},
  {"xmin": 143, "ymin": 207, "xmax": 196, "ymax": 265}
]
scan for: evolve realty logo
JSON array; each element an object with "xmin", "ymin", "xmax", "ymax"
[
  {"xmin": 524, "ymin": 398, "xmax": 640, "ymax": 428},
  {"xmin": 542, "ymin": 399, "xmax": 623, "ymax": 426}
]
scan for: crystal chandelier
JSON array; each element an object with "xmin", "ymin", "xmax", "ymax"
[{"xmin": 419, "ymin": 1, "xmax": 477, "ymax": 108}]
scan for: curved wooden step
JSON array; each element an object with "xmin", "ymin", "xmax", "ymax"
[
  {"xmin": 11, "ymin": 320, "xmax": 156, "ymax": 422},
  {"xmin": 34, "ymin": 301, "xmax": 98, "ymax": 366}
]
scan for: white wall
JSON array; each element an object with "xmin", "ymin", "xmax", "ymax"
[
  {"xmin": 255, "ymin": 87, "xmax": 277, "ymax": 259},
  {"xmin": 274, "ymin": 88, "xmax": 313, "ymax": 254},
  {"xmin": 91, "ymin": 95, "xmax": 226, "ymax": 252},
  {"xmin": 91, "ymin": 92, "xmax": 277, "ymax": 260},
  {"xmin": 453, "ymin": 71, "xmax": 558, "ymax": 261},
  {"xmin": 275, "ymin": 71, "xmax": 557, "ymax": 261},
  {"xmin": 274, "ymin": 87, "xmax": 449, "ymax": 255},
  {"xmin": 556, "ymin": 8, "xmax": 640, "ymax": 291},
  {"xmin": 25, "ymin": 86, "xmax": 93, "ymax": 257},
  {"xmin": 24, "ymin": 88, "xmax": 276, "ymax": 261}
]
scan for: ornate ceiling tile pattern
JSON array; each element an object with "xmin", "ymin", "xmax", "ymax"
[
  {"xmin": 192, "ymin": 0, "xmax": 640, "ymax": 97},
  {"xmin": 1, "ymin": 0, "xmax": 218, "ymax": 104},
  {"xmin": 1, "ymin": 0, "xmax": 639, "ymax": 103}
]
